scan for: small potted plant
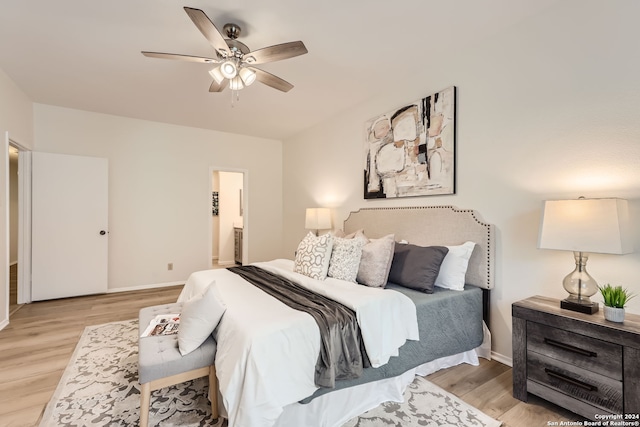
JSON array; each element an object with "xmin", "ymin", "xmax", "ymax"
[{"xmin": 599, "ymin": 284, "xmax": 635, "ymax": 323}]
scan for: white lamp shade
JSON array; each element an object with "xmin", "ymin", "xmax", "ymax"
[
  {"xmin": 220, "ymin": 60, "xmax": 238, "ymax": 79},
  {"xmin": 208, "ymin": 67, "xmax": 225, "ymax": 84},
  {"xmin": 239, "ymin": 67, "xmax": 256, "ymax": 86},
  {"xmin": 305, "ymin": 208, "xmax": 332, "ymax": 230},
  {"xmin": 229, "ymin": 76, "xmax": 244, "ymax": 90},
  {"xmin": 538, "ymin": 198, "xmax": 633, "ymax": 254}
]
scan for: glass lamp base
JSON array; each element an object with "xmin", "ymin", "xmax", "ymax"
[{"xmin": 561, "ymin": 251, "xmax": 599, "ymax": 315}]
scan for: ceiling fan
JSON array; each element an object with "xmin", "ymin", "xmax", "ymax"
[{"xmin": 142, "ymin": 7, "xmax": 308, "ymax": 93}]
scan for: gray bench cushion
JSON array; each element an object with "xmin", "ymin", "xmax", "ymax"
[{"xmin": 138, "ymin": 302, "xmax": 217, "ymax": 384}]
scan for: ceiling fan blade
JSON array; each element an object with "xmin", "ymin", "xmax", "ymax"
[
  {"xmin": 245, "ymin": 41, "xmax": 308, "ymax": 65},
  {"xmin": 209, "ymin": 79, "xmax": 229, "ymax": 93},
  {"xmin": 142, "ymin": 51, "xmax": 219, "ymax": 64},
  {"xmin": 183, "ymin": 7, "xmax": 231, "ymax": 58},
  {"xmin": 250, "ymin": 68, "xmax": 294, "ymax": 92}
]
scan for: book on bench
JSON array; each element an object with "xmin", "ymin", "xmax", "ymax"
[{"xmin": 140, "ymin": 313, "xmax": 180, "ymax": 337}]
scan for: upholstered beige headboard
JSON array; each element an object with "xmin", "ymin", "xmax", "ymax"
[{"xmin": 343, "ymin": 206, "xmax": 495, "ymax": 289}]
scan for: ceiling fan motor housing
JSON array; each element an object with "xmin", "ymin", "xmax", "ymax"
[{"xmin": 223, "ymin": 23, "xmax": 242, "ymax": 40}]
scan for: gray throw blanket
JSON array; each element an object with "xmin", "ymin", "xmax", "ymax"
[{"xmin": 228, "ymin": 265, "xmax": 370, "ymax": 388}]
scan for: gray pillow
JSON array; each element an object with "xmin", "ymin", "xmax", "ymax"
[
  {"xmin": 356, "ymin": 234, "xmax": 395, "ymax": 288},
  {"xmin": 388, "ymin": 243, "xmax": 449, "ymax": 293}
]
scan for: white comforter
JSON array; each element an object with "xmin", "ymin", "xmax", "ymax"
[{"xmin": 177, "ymin": 259, "xmax": 419, "ymax": 427}]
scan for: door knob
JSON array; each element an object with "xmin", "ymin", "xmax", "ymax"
[{"xmin": 99, "ymin": 230, "xmax": 107, "ymax": 235}]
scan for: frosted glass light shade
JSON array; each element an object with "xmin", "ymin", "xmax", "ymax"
[
  {"xmin": 239, "ymin": 67, "xmax": 256, "ymax": 86},
  {"xmin": 305, "ymin": 208, "xmax": 332, "ymax": 231},
  {"xmin": 229, "ymin": 76, "xmax": 244, "ymax": 90},
  {"xmin": 220, "ymin": 60, "xmax": 238, "ymax": 79},
  {"xmin": 208, "ymin": 67, "xmax": 225, "ymax": 84}
]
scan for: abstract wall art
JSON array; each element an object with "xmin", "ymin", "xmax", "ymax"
[
  {"xmin": 364, "ymin": 86, "xmax": 456, "ymax": 199},
  {"xmin": 212, "ymin": 191, "xmax": 219, "ymax": 216}
]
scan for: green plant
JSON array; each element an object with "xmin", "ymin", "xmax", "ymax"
[{"xmin": 598, "ymin": 284, "xmax": 636, "ymax": 309}]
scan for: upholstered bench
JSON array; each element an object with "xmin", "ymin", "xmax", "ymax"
[{"xmin": 138, "ymin": 302, "xmax": 218, "ymax": 427}]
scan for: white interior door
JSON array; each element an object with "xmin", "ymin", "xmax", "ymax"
[{"xmin": 31, "ymin": 152, "xmax": 108, "ymax": 301}]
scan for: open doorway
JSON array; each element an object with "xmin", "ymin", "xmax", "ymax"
[
  {"xmin": 8, "ymin": 140, "xmax": 31, "ymax": 315},
  {"xmin": 8, "ymin": 144, "xmax": 19, "ymax": 315},
  {"xmin": 211, "ymin": 169, "xmax": 245, "ymax": 268}
]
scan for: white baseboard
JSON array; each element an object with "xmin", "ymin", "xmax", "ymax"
[
  {"xmin": 0, "ymin": 318, "xmax": 9, "ymax": 332},
  {"xmin": 491, "ymin": 351, "xmax": 512, "ymax": 367},
  {"xmin": 106, "ymin": 281, "xmax": 185, "ymax": 294}
]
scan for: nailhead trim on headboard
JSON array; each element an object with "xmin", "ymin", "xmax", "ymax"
[{"xmin": 343, "ymin": 206, "xmax": 495, "ymax": 290}]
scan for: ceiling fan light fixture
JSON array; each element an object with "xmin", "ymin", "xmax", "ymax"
[
  {"xmin": 208, "ymin": 66, "xmax": 225, "ymax": 84},
  {"xmin": 220, "ymin": 60, "xmax": 238, "ymax": 79},
  {"xmin": 239, "ymin": 67, "xmax": 256, "ymax": 86},
  {"xmin": 143, "ymin": 8, "xmax": 308, "ymax": 95},
  {"xmin": 229, "ymin": 76, "xmax": 244, "ymax": 90}
]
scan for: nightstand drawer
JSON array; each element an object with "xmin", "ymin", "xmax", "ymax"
[
  {"xmin": 527, "ymin": 351, "xmax": 623, "ymax": 414},
  {"xmin": 527, "ymin": 321, "xmax": 622, "ymax": 380}
]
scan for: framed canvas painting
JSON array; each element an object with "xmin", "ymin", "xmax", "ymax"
[{"xmin": 364, "ymin": 86, "xmax": 456, "ymax": 199}]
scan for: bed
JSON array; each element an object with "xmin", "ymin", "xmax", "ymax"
[{"xmin": 177, "ymin": 206, "xmax": 495, "ymax": 427}]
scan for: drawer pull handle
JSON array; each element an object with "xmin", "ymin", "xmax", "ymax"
[
  {"xmin": 544, "ymin": 368, "xmax": 598, "ymax": 392},
  {"xmin": 544, "ymin": 338, "xmax": 597, "ymax": 357}
]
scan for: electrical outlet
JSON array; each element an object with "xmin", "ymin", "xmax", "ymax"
[{"xmin": 168, "ymin": 263, "xmax": 173, "ymax": 271}]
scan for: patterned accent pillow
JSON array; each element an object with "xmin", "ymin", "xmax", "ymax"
[
  {"xmin": 294, "ymin": 232, "xmax": 334, "ymax": 280},
  {"xmin": 328, "ymin": 236, "xmax": 365, "ymax": 282}
]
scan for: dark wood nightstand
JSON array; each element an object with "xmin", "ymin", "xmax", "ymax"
[{"xmin": 512, "ymin": 296, "xmax": 640, "ymax": 420}]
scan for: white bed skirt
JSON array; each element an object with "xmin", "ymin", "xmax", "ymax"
[
  {"xmin": 272, "ymin": 323, "xmax": 492, "ymax": 427},
  {"xmin": 214, "ymin": 324, "xmax": 491, "ymax": 427}
]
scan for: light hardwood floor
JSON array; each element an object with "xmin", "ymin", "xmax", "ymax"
[{"xmin": 0, "ymin": 286, "xmax": 579, "ymax": 427}]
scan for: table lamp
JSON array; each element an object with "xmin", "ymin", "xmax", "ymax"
[
  {"xmin": 305, "ymin": 208, "xmax": 332, "ymax": 236},
  {"xmin": 538, "ymin": 197, "xmax": 633, "ymax": 314}
]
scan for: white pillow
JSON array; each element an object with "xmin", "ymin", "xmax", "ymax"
[
  {"xmin": 178, "ymin": 281, "xmax": 226, "ymax": 356},
  {"xmin": 328, "ymin": 236, "xmax": 365, "ymax": 282},
  {"xmin": 434, "ymin": 241, "xmax": 476, "ymax": 291},
  {"xmin": 294, "ymin": 232, "xmax": 334, "ymax": 280}
]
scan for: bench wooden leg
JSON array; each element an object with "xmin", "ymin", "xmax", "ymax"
[
  {"xmin": 139, "ymin": 366, "xmax": 218, "ymax": 425},
  {"xmin": 209, "ymin": 366, "xmax": 219, "ymax": 419},
  {"xmin": 140, "ymin": 382, "xmax": 151, "ymax": 427}
]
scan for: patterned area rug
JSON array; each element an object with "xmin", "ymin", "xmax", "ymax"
[{"xmin": 40, "ymin": 320, "xmax": 501, "ymax": 427}]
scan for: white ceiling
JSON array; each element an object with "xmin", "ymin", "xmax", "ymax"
[{"xmin": 0, "ymin": 0, "xmax": 560, "ymax": 140}]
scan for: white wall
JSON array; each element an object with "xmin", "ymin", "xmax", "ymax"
[
  {"xmin": 282, "ymin": 0, "xmax": 640, "ymax": 362},
  {"xmin": 0, "ymin": 67, "xmax": 33, "ymax": 329},
  {"xmin": 33, "ymin": 104, "xmax": 283, "ymax": 290},
  {"xmin": 0, "ymin": 68, "xmax": 34, "ymax": 149}
]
